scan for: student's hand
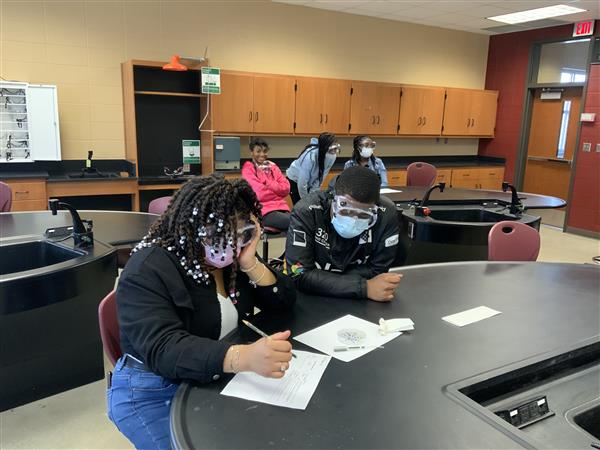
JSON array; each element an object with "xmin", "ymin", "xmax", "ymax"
[
  {"xmin": 238, "ymin": 218, "xmax": 261, "ymax": 270},
  {"xmin": 239, "ymin": 330, "xmax": 293, "ymax": 378},
  {"xmin": 366, "ymin": 273, "xmax": 403, "ymax": 302}
]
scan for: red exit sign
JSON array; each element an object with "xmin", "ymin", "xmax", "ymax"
[{"xmin": 573, "ymin": 20, "xmax": 595, "ymax": 37}]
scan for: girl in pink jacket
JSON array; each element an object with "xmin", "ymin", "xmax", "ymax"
[{"xmin": 241, "ymin": 138, "xmax": 291, "ymax": 230}]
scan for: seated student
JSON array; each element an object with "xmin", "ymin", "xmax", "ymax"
[
  {"xmin": 286, "ymin": 132, "xmax": 340, "ymax": 204},
  {"xmin": 108, "ymin": 175, "xmax": 296, "ymax": 450},
  {"xmin": 285, "ymin": 166, "xmax": 402, "ymax": 301},
  {"xmin": 241, "ymin": 137, "xmax": 291, "ymax": 230},
  {"xmin": 344, "ymin": 135, "xmax": 388, "ymax": 187}
]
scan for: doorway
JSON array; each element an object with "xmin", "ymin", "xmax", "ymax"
[{"xmin": 523, "ymin": 87, "xmax": 582, "ymax": 226}]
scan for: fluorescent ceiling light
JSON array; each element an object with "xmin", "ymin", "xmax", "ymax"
[{"xmin": 487, "ymin": 4, "xmax": 587, "ymax": 24}]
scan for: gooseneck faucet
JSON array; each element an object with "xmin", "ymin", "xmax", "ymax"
[
  {"xmin": 415, "ymin": 182, "xmax": 446, "ymax": 216},
  {"xmin": 48, "ymin": 199, "xmax": 94, "ymax": 247},
  {"xmin": 502, "ymin": 182, "xmax": 523, "ymax": 215}
]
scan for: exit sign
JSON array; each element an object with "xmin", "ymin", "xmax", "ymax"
[{"xmin": 573, "ymin": 20, "xmax": 594, "ymax": 37}]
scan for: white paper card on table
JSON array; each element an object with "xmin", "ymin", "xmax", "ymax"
[
  {"xmin": 294, "ymin": 314, "xmax": 401, "ymax": 362},
  {"xmin": 220, "ymin": 350, "xmax": 330, "ymax": 410},
  {"xmin": 442, "ymin": 306, "xmax": 501, "ymax": 327},
  {"xmin": 380, "ymin": 188, "xmax": 401, "ymax": 194}
]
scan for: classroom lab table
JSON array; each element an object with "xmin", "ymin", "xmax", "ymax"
[{"xmin": 170, "ymin": 261, "xmax": 599, "ymax": 449}]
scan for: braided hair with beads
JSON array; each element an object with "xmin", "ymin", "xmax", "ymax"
[{"xmin": 132, "ymin": 174, "xmax": 263, "ymax": 301}]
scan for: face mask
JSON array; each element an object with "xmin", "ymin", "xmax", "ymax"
[
  {"xmin": 204, "ymin": 244, "xmax": 241, "ymax": 268},
  {"xmin": 331, "ymin": 214, "xmax": 371, "ymax": 239},
  {"xmin": 325, "ymin": 152, "xmax": 337, "ymax": 168},
  {"xmin": 359, "ymin": 147, "xmax": 373, "ymax": 158}
]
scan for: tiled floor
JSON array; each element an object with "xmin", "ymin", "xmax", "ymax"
[{"xmin": 1, "ymin": 226, "xmax": 598, "ymax": 449}]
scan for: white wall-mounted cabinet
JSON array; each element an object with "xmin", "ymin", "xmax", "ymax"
[
  {"xmin": 27, "ymin": 85, "xmax": 61, "ymax": 161},
  {"xmin": 0, "ymin": 82, "xmax": 61, "ymax": 163}
]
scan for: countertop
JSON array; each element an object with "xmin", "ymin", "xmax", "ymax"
[
  {"xmin": 0, "ymin": 171, "xmax": 137, "ymax": 182},
  {"xmin": 170, "ymin": 262, "xmax": 600, "ymax": 449},
  {"xmin": 0, "ymin": 210, "xmax": 157, "ymax": 246}
]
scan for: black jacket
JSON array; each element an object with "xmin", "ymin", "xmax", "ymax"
[
  {"xmin": 116, "ymin": 246, "xmax": 296, "ymax": 383},
  {"xmin": 284, "ymin": 191, "xmax": 400, "ymax": 299}
]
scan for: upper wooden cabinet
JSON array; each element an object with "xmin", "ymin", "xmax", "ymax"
[
  {"xmin": 442, "ymin": 88, "xmax": 498, "ymax": 136},
  {"xmin": 212, "ymin": 72, "xmax": 295, "ymax": 133},
  {"xmin": 350, "ymin": 82, "xmax": 400, "ymax": 135},
  {"xmin": 398, "ymin": 86, "xmax": 445, "ymax": 135},
  {"xmin": 295, "ymin": 78, "xmax": 351, "ymax": 135}
]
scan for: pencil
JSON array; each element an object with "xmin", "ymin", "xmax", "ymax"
[{"xmin": 242, "ymin": 320, "xmax": 297, "ymax": 358}]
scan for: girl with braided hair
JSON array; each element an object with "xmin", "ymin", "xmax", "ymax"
[{"xmin": 108, "ymin": 174, "xmax": 296, "ymax": 450}]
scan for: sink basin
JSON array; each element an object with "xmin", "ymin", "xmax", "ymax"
[
  {"xmin": 0, "ymin": 240, "xmax": 85, "ymax": 275},
  {"xmin": 572, "ymin": 401, "xmax": 600, "ymax": 439},
  {"xmin": 428, "ymin": 209, "xmax": 513, "ymax": 223}
]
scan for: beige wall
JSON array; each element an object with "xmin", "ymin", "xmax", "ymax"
[{"xmin": 0, "ymin": 0, "xmax": 489, "ymax": 160}]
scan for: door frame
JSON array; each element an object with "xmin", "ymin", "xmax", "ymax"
[{"xmin": 514, "ymin": 36, "xmax": 595, "ymax": 232}]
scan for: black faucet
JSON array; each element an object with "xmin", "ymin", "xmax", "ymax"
[
  {"xmin": 502, "ymin": 182, "xmax": 523, "ymax": 215},
  {"xmin": 416, "ymin": 182, "xmax": 445, "ymax": 216},
  {"xmin": 48, "ymin": 199, "xmax": 94, "ymax": 247}
]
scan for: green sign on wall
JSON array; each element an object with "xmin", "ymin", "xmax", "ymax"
[{"xmin": 201, "ymin": 67, "xmax": 221, "ymax": 94}]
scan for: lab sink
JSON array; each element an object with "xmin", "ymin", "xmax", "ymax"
[
  {"xmin": 428, "ymin": 208, "xmax": 512, "ymax": 223},
  {"xmin": 0, "ymin": 240, "xmax": 85, "ymax": 275}
]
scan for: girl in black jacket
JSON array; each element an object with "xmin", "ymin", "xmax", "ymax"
[{"xmin": 108, "ymin": 175, "xmax": 296, "ymax": 450}]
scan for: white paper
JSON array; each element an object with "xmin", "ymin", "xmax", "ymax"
[
  {"xmin": 379, "ymin": 318, "xmax": 414, "ymax": 334},
  {"xmin": 442, "ymin": 306, "xmax": 501, "ymax": 327},
  {"xmin": 380, "ymin": 188, "xmax": 401, "ymax": 194},
  {"xmin": 294, "ymin": 314, "xmax": 401, "ymax": 362},
  {"xmin": 220, "ymin": 350, "xmax": 330, "ymax": 410}
]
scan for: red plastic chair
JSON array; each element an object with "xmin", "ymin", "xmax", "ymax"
[
  {"xmin": 148, "ymin": 196, "xmax": 172, "ymax": 215},
  {"xmin": 0, "ymin": 182, "xmax": 12, "ymax": 212},
  {"xmin": 488, "ymin": 221, "xmax": 541, "ymax": 261},
  {"xmin": 98, "ymin": 290, "xmax": 122, "ymax": 366},
  {"xmin": 407, "ymin": 162, "xmax": 437, "ymax": 187}
]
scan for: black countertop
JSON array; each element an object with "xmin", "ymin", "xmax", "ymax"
[
  {"xmin": 0, "ymin": 210, "xmax": 157, "ymax": 246},
  {"xmin": 170, "ymin": 262, "xmax": 600, "ymax": 449},
  {"xmin": 384, "ymin": 186, "xmax": 566, "ymax": 209}
]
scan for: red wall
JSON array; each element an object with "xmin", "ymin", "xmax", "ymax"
[
  {"xmin": 478, "ymin": 24, "xmax": 573, "ymax": 182},
  {"xmin": 567, "ymin": 64, "xmax": 600, "ymax": 233}
]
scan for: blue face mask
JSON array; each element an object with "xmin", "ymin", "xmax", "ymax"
[
  {"xmin": 325, "ymin": 153, "xmax": 337, "ymax": 169},
  {"xmin": 331, "ymin": 214, "xmax": 371, "ymax": 239}
]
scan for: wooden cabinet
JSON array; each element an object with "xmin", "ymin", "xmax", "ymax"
[
  {"xmin": 296, "ymin": 78, "xmax": 351, "ymax": 135},
  {"xmin": 212, "ymin": 72, "xmax": 254, "ymax": 133},
  {"xmin": 478, "ymin": 167, "xmax": 504, "ymax": 190},
  {"xmin": 321, "ymin": 169, "xmax": 341, "ymax": 189},
  {"xmin": 387, "ymin": 169, "xmax": 407, "ymax": 186},
  {"xmin": 450, "ymin": 167, "xmax": 505, "ymax": 190},
  {"xmin": 442, "ymin": 88, "xmax": 498, "ymax": 137},
  {"xmin": 4, "ymin": 179, "xmax": 47, "ymax": 211},
  {"xmin": 398, "ymin": 87, "xmax": 445, "ymax": 135},
  {"xmin": 350, "ymin": 82, "xmax": 400, "ymax": 135},
  {"xmin": 435, "ymin": 168, "xmax": 452, "ymax": 185},
  {"xmin": 212, "ymin": 72, "xmax": 295, "ymax": 134}
]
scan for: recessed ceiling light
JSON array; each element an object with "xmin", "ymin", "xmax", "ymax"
[{"xmin": 487, "ymin": 4, "xmax": 587, "ymax": 24}]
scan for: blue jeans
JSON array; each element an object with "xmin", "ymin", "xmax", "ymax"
[{"xmin": 107, "ymin": 355, "xmax": 179, "ymax": 450}]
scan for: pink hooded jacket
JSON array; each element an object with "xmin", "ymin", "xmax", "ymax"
[{"xmin": 241, "ymin": 160, "xmax": 291, "ymax": 216}]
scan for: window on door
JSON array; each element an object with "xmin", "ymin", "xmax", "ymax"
[
  {"xmin": 556, "ymin": 100, "xmax": 572, "ymax": 159},
  {"xmin": 560, "ymin": 69, "xmax": 586, "ymax": 83}
]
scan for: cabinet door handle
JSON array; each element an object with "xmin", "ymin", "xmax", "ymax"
[
  {"xmin": 471, "ymin": 118, "xmax": 475, "ymax": 127},
  {"xmin": 15, "ymin": 190, "xmax": 29, "ymax": 194},
  {"xmin": 422, "ymin": 116, "xmax": 426, "ymax": 125},
  {"xmin": 376, "ymin": 115, "xmax": 380, "ymax": 124},
  {"xmin": 320, "ymin": 113, "xmax": 323, "ymax": 124},
  {"xmin": 249, "ymin": 111, "xmax": 252, "ymax": 122},
  {"xmin": 371, "ymin": 115, "xmax": 375, "ymax": 124},
  {"xmin": 418, "ymin": 117, "xmax": 422, "ymax": 125},
  {"xmin": 255, "ymin": 111, "xmax": 258, "ymax": 122},
  {"xmin": 325, "ymin": 114, "xmax": 328, "ymax": 123},
  {"xmin": 467, "ymin": 118, "xmax": 470, "ymax": 127}
]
